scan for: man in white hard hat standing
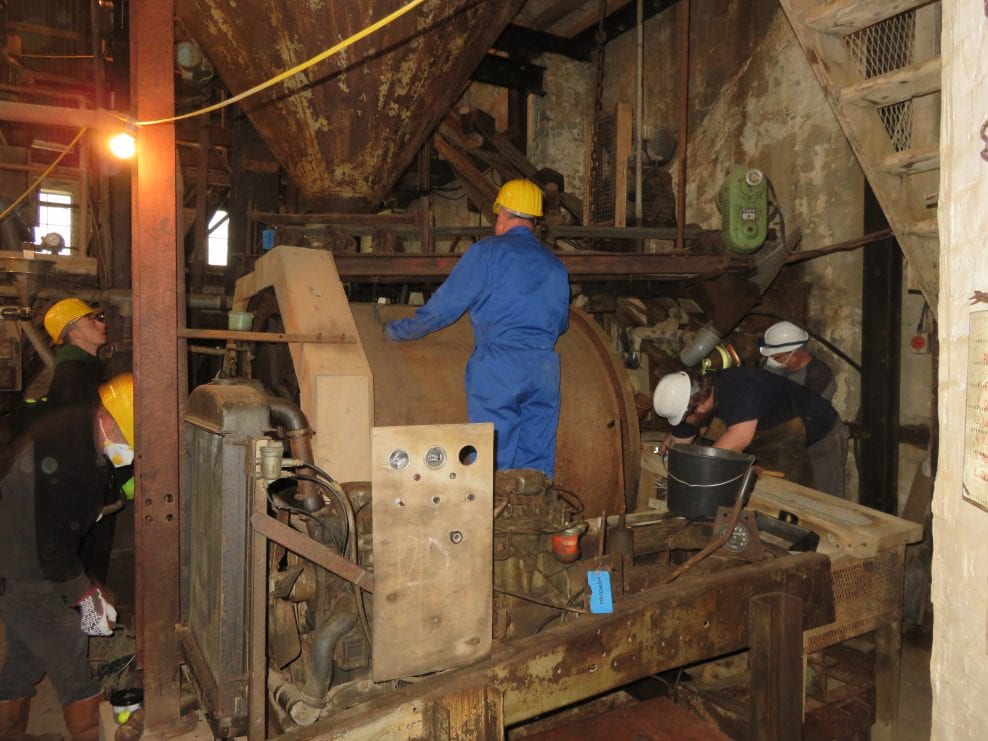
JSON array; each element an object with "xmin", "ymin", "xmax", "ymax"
[
  {"xmin": 385, "ymin": 179, "xmax": 570, "ymax": 479},
  {"xmin": 758, "ymin": 320, "xmax": 847, "ymax": 496},
  {"xmin": 759, "ymin": 320, "xmax": 836, "ymax": 401}
]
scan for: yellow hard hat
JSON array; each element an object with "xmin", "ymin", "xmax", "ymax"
[
  {"xmin": 493, "ymin": 179, "xmax": 543, "ymax": 219},
  {"xmin": 44, "ymin": 298, "xmax": 98, "ymax": 344},
  {"xmin": 99, "ymin": 372, "xmax": 134, "ymax": 446}
]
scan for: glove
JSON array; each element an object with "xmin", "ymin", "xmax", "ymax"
[{"xmin": 77, "ymin": 588, "xmax": 117, "ymax": 636}]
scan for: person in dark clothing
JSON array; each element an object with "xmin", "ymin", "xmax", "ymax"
[
  {"xmin": 385, "ymin": 179, "xmax": 570, "ymax": 478},
  {"xmin": 43, "ymin": 298, "xmax": 109, "ymax": 406},
  {"xmin": 0, "ymin": 373, "xmax": 134, "ymax": 740},
  {"xmin": 653, "ymin": 367, "xmax": 845, "ymax": 495},
  {"xmin": 42, "ymin": 297, "xmax": 126, "ymax": 584}
]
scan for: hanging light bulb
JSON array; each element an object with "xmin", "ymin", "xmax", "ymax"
[{"xmin": 108, "ymin": 132, "xmax": 136, "ymax": 159}]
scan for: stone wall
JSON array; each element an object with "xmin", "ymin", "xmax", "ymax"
[{"xmin": 529, "ymin": 0, "xmax": 867, "ymax": 487}]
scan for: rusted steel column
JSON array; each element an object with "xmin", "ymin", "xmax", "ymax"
[
  {"xmin": 131, "ymin": 0, "xmax": 183, "ymax": 733},
  {"xmin": 749, "ymin": 592, "xmax": 804, "ymax": 741}
]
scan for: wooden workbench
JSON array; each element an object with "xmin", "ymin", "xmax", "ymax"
[{"xmin": 641, "ymin": 444, "xmax": 924, "ymax": 739}]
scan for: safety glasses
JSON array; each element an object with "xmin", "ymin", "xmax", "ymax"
[{"xmin": 86, "ymin": 311, "xmax": 106, "ymax": 323}]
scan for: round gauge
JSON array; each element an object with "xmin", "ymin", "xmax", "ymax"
[
  {"xmin": 722, "ymin": 524, "xmax": 750, "ymax": 553},
  {"xmin": 424, "ymin": 445, "xmax": 447, "ymax": 469},
  {"xmin": 388, "ymin": 448, "xmax": 410, "ymax": 471}
]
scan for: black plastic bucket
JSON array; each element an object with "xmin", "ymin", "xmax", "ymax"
[{"xmin": 666, "ymin": 444, "xmax": 755, "ymax": 520}]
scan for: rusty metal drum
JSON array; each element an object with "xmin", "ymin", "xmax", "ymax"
[{"xmin": 352, "ymin": 304, "xmax": 640, "ymax": 515}]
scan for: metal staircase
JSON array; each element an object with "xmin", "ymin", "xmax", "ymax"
[{"xmin": 778, "ymin": 0, "xmax": 942, "ymax": 312}]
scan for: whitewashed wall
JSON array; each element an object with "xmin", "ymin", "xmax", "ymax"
[{"xmin": 931, "ymin": 0, "xmax": 988, "ymax": 736}]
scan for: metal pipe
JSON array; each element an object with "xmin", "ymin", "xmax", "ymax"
[
  {"xmin": 188, "ymin": 345, "xmax": 227, "ymax": 356},
  {"xmin": 0, "ymin": 100, "xmax": 128, "ymax": 131},
  {"xmin": 19, "ymin": 320, "xmax": 54, "ymax": 370},
  {"xmin": 90, "ymin": 0, "xmax": 104, "ymax": 109},
  {"xmin": 0, "ymin": 161, "xmax": 80, "ymax": 177},
  {"xmin": 79, "ymin": 131, "xmax": 90, "ymax": 257},
  {"xmin": 0, "ymin": 82, "xmax": 92, "ymax": 106},
  {"xmin": 267, "ymin": 396, "xmax": 320, "ymax": 511},
  {"xmin": 674, "ymin": 0, "xmax": 690, "ymax": 250},
  {"xmin": 291, "ymin": 596, "xmax": 358, "ymax": 726},
  {"xmin": 0, "ymin": 285, "xmax": 227, "ymax": 310},
  {"xmin": 634, "ymin": 0, "xmax": 644, "ymax": 227}
]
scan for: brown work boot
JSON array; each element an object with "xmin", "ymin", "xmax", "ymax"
[
  {"xmin": 62, "ymin": 693, "xmax": 103, "ymax": 740},
  {"xmin": 0, "ymin": 697, "xmax": 30, "ymax": 736}
]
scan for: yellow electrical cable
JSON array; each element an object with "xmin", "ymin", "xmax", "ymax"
[
  {"xmin": 128, "ymin": 0, "xmax": 428, "ymax": 128},
  {"xmin": 0, "ymin": 127, "xmax": 86, "ymax": 224}
]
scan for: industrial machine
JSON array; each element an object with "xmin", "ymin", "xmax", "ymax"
[
  {"xmin": 177, "ymin": 245, "xmax": 918, "ymax": 739},
  {"xmin": 717, "ymin": 166, "xmax": 769, "ymax": 254}
]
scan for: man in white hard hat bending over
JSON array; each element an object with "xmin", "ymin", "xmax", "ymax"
[
  {"xmin": 385, "ymin": 179, "xmax": 570, "ymax": 479},
  {"xmin": 654, "ymin": 367, "xmax": 846, "ymax": 497}
]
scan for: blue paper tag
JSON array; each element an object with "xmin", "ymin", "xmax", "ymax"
[{"xmin": 587, "ymin": 570, "xmax": 613, "ymax": 614}]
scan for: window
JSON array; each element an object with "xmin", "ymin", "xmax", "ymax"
[
  {"xmin": 207, "ymin": 210, "xmax": 229, "ymax": 266},
  {"xmin": 34, "ymin": 190, "xmax": 73, "ymax": 254}
]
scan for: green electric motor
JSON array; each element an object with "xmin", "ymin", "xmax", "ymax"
[{"xmin": 717, "ymin": 167, "xmax": 768, "ymax": 254}]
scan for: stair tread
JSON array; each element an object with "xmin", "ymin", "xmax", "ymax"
[
  {"xmin": 902, "ymin": 218, "xmax": 939, "ymax": 237},
  {"xmin": 840, "ymin": 56, "xmax": 941, "ymax": 107},
  {"xmin": 881, "ymin": 145, "xmax": 940, "ymax": 174},
  {"xmin": 806, "ymin": 0, "xmax": 933, "ymax": 36}
]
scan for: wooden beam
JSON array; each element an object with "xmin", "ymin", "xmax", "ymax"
[
  {"xmin": 460, "ymin": 108, "xmax": 584, "ymax": 219},
  {"xmin": 325, "ymin": 250, "xmax": 736, "ymax": 283},
  {"xmin": 531, "ymin": 0, "xmax": 590, "ymax": 31},
  {"xmin": 288, "ymin": 553, "xmax": 834, "ymax": 738},
  {"xmin": 880, "ymin": 145, "xmax": 939, "ymax": 175},
  {"xmin": 840, "ymin": 55, "xmax": 941, "ymax": 107},
  {"xmin": 433, "ymin": 132, "xmax": 498, "ymax": 221},
  {"xmin": 902, "ymin": 219, "xmax": 938, "ymax": 238},
  {"xmin": 804, "ymin": 0, "xmax": 935, "ymax": 36}
]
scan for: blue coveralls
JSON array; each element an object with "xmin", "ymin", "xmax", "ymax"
[{"xmin": 385, "ymin": 226, "xmax": 570, "ymax": 478}]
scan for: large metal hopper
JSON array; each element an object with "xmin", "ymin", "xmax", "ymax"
[{"xmin": 177, "ymin": 0, "xmax": 524, "ymax": 211}]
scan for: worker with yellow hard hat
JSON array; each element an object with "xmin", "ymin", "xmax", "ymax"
[
  {"xmin": 0, "ymin": 372, "xmax": 134, "ymax": 740},
  {"xmin": 42, "ymin": 298, "xmax": 109, "ymax": 407},
  {"xmin": 42, "ymin": 298, "xmax": 132, "ymax": 585},
  {"xmin": 384, "ymin": 179, "xmax": 571, "ymax": 478}
]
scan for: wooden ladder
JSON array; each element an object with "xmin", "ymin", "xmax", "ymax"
[{"xmin": 778, "ymin": 0, "xmax": 941, "ymax": 312}]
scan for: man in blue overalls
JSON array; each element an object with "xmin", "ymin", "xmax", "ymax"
[{"xmin": 385, "ymin": 179, "xmax": 570, "ymax": 479}]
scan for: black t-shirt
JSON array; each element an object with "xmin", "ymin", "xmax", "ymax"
[{"xmin": 672, "ymin": 367, "xmax": 837, "ymax": 445}]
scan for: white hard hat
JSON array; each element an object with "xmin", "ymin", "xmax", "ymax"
[
  {"xmin": 759, "ymin": 321, "xmax": 809, "ymax": 356},
  {"xmin": 653, "ymin": 371, "xmax": 693, "ymax": 425}
]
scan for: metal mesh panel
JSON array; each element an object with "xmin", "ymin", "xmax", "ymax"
[
  {"xmin": 590, "ymin": 113, "xmax": 616, "ymax": 224},
  {"xmin": 843, "ymin": 11, "xmax": 917, "ymax": 151},
  {"xmin": 804, "ymin": 547, "xmax": 905, "ymax": 653}
]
